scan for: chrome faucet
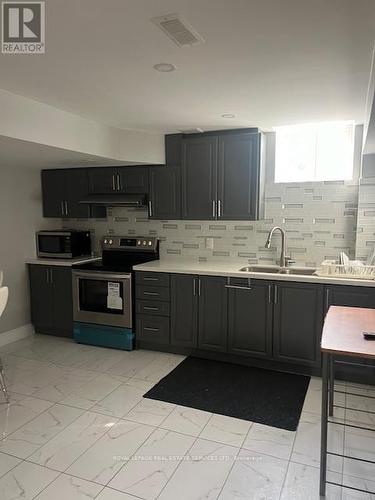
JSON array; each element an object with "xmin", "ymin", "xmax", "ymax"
[{"xmin": 265, "ymin": 226, "xmax": 293, "ymax": 268}]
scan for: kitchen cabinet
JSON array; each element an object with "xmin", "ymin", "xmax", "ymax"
[
  {"xmin": 165, "ymin": 133, "xmax": 182, "ymax": 166},
  {"xmin": 170, "ymin": 274, "xmax": 199, "ymax": 347},
  {"xmin": 181, "ymin": 129, "xmax": 264, "ymax": 220},
  {"xmin": 182, "ymin": 136, "xmax": 218, "ymax": 219},
  {"xmin": 148, "ymin": 166, "xmax": 181, "ymax": 219},
  {"xmin": 29, "ymin": 265, "xmax": 73, "ymax": 337},
  {"xmin": 227, "ymin": 278, "xmax": 273, "ymax": 358},
  {"xmin": 89, "ymin": 167, "xmax": 149, "ymax": 194},
  {"xmin": 324, "ymin": 285, "xmax": 375, "ymax": 313},
  {"xmin": 273, "ymin": 281, "xmax": 323, "ymax": 366},
  {"xmin": 198, "ymin": 276, "xmax": 228, "ymax": 352},
  {"xmin": 217, "ymin": 133, "xmax": 261, "ymax": 220},
  {"xmin": 41, "ymin": 169, "xmax": 105, "ymax": 218}
]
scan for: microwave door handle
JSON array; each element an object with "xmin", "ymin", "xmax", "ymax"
[{"xmin": 60, "ymin": 201, "xmax": 64, "ymax": 216}]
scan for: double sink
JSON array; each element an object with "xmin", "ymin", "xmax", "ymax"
[{"xmin": 239, "ymin": 265, "xmax": 317, "ymax": 276}]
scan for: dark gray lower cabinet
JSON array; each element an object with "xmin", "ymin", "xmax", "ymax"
[
  {"xmin": 273, "ymin": 282, "xmax": 323, "ymax": 366},
  {"xmin": 228, "ymin": 279, "xmax": 273, "ymax": 358},
  {"xmin": 29, "ymin": 265, "xmax": 73, "ymax": 337},
  {"xmin": 325, "ymin": 285, "xmax": 375, "ymax": 313},
  {"xmin": 198, "ymin": 276, "xmax": 228, "ymax": 352},
  {"xmin": 170, "ymin": 274, "xmax": 198, "ymax": 347}
]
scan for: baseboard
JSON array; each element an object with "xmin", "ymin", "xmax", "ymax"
[{"xmin": 0, "ymin": 323, "xmax": 34, "ymax": 347}]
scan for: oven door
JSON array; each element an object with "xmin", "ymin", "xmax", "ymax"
[{"xmin": 72, "ymin": 271, "xmax": 132, "ymax": 328}]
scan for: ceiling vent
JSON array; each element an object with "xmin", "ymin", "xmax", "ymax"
[{"xmin": 151, "ymin": 14, "xmax": 205, "ymax": 47}]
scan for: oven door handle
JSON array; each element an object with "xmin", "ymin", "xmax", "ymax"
[{"xmin": 73, "ymin": 271, "xmax": 132, "ymax": 280}]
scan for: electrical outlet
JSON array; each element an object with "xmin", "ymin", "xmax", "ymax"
[{"xmin": 205, "ymin": 237, "xmax": 214, "ymax": 250}]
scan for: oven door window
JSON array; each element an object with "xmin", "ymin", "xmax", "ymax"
[{"xmin": 79, "ymin": 279, "xmax": 124, "ymax": 315}]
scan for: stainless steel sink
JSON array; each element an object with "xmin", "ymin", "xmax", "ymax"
[{"xmin": 239, "ymin": 266, "xmax": 316, "ymax": 276}]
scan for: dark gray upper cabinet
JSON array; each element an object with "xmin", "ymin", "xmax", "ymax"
[
  {"xmin": 149, "ymin": 166, "xmax": 181, "ymax": 220},
  {"xmin": 273, "ymin": 281, "xmax": 323, "ymax": 367},
  {"xmin": 324, "ymin": 285, "xmax": 375, "ymax": 313},
  {"xmin": 217, "ymin": 133, "xmax": 261, "ymax": 220},
  {"xmin": 165, "ymin": 134, "xmax": 182, "ymax": 166},
  {"xmin": 89, "ymin": 167, "xmax": 149, "ymax": 194},
  {"xmin": 198, "ymin": 276, "xmax": 228, "ymax": 352},
  {"xmin": 29, "ymin": 265, "xmax": 73, "ymax": 337},
  {"xmin": 182, "ymin": 136, "xmax": 218, "ymax": 220},
  {"xmin": 227, "ymin": 278, "xmax": 273, "ymax": 358},
  {"xmin": 170, "ymin": 274, "xmax": 198, "ymax": 348},
  {"xmin": 42, "ymin": 169, "xmax": 105, "ymax": 218}
]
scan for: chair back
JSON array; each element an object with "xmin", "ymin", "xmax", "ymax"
[{"xmin": 0, "ymin": 287, "xmax": 9, "ymax": 318}]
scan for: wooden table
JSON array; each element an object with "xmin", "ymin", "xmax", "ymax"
[{"xmin": 320, "ymin": 306, "xmax": 375, "ymax": 496}]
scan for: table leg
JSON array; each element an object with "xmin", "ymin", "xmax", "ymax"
[
  {"xmin": 320, "ymin": 352, "xmax": 329, "ymax": 497},
  {"xmin": 329, "ymin": 354, "xmax": 334, "ymax": 417}
]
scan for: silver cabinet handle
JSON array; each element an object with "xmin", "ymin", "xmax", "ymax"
[
  {"xmin": 268, "ymin": 284, "xmax": 272, "ymax": 304},
  {"xmin": 274, "ymin": 285, "xmax": 278, "ymax": 304},
  {"xmin": 112, "ymin": 174, "xmax": 116, "ymax": 191},
  {"xmin": 225, "ymin": 285, "xmax": 252, "ymax": 291},
  {"xmin": 212, "ymin": 201, "xmax": 216, "ymax": 218},
  {"xmin": 143, "ymin": 291, "xmax": 159, "ymax": 296},
  {"xmin": 198, "ymin": 277, "xmax": 201, "ymax": 296},
  {"xmin": 148, "ymin": 200, "xmax": 153, "ymax": 217},
  {"xmin": 325, "ymin": 289, "xmax": 330, "ymax": 310},
  {"xmin": 65, "ymin": 201, "xmax": 68, "ymax": 216},
  {"xmin": 143, "ymin": 306, "xmax": 159, "ymax": 311},
  {"xmin": 144, "ymin": 327, "xmax": 159, "ymax": 332},
  {"xmin": 143, "ymin": 277, "xmax": 158, "ymax": 282},
  {"xmin": 61, "ymin": 201, "xmax": 65, "ymax": 216},
  {"xmin": 117, "ymin": 174, "xmax": 121, "ymax": 191},
  {"xmin": 193, "ymin": 277, "xmax": 197, "ymax": 296},
  {"xmin": 218, "ymin": 200, "xmax": 222, "ymax": 218},
  {"xmin": 46, "ymin": 268, "xmax": 49, "ymax": 283}
]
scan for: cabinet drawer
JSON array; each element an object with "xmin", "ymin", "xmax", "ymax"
[
  {"xmin": 136, "ymin": 315, "xmax": 170, "ymax": 344},
  {"xmin": 136, "ymin": 286, "xmax": 170, "ymax": 302},
  {"xmin": 136, "ymin": 300, "xmax": 170, "ymax": 316},
  {"xmin": 135, "ymin": 272, "xmax": 170, "ymax": 287}
]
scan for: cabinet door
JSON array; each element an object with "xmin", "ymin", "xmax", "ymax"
[
  {"xmin": 149, "ymin": 166, "xmax": 181, "ymax": 219},
  {"xmin": 171, "ymin": 274, "xmax": 198, "ymax": 347},
  {"xmin": 165, "ymin": 134, "xmax": 182, "ymax": 166},
  {"xmin": 198, "ymin": 276, "xmax": 228, "ymax": 352},
  {"xmin": 51, "ymin": 267, "xmax": 73, "ymax": 337},
  {"xmin": 41, "ymin": 170, "xmax": 66, "ymax": 217},
  {"xmin": 181, "ymin": 137, "xmax": 218, "ymax": 219},
  {"xmin": 217, "ymin": 133, "xmax": 260, "ymax": 220},
  {"xmin": 117, "ymin": 167, "xmax": 149, "ymax": 193},
  {"xmin": 65, "ymin": 169, "xmax": 91, "ymax": 218},
  {"xmin": 227, "ymin": 278, "xmax": 273, "ymax": 358},
  {"xmin": 88, "ymin": 167, "xmax": 118, "ymax": 193},
  {"xmin": 29, "ymin": 265, "xmax": 54, "ymax": 331},
  {"xmin": 325, "ymin": 285, "xmax": 375, "ymax": 314},
  {"xmin": 273, "ymin": 282, "xmax": 323, "ymax": 366}
]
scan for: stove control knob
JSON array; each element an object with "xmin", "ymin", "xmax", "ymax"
[
  {"xmin": 104, "ymin": 239, "xmax": 108, "ymax": 244},
  {"xmin": 143, "ymin": 240, "xmax": 147, "ymax": 246},
  {"xmin": 137, "ymin": 240, "xmax": 141, "ymax": 246},
  {"xmin": 109, "ymin": 239, "xmax": 113, "ymax": 245},
  {"xmin": 148, "ymin": 241, "xmax": 152, "ymax": 246}
]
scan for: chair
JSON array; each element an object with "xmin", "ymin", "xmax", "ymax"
[{"xmin": 0, "ymin": 287, "xmax": 10, "ymax": 403}]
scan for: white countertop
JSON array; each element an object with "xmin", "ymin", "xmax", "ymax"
[
  {"xmin": 133, "ymin": 259, "xmax": 375, "ymax": 287},
  {"xmin": 26, "ymin": 257, "xmax": 100, "ymax": 267}
]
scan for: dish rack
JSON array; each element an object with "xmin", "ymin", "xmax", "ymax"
[{"xmin": 316, "ymin": 260, "xmax": 375, "ymax": 280}]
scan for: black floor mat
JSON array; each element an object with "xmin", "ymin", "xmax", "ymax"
[{"xmin": 144, "ymin": 357, "xmax": 310, "ymax": 431}]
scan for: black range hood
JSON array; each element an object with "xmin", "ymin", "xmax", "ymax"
[{"xmin": 80, "ymin": 193, "xmax": 147, "ymax": 207}]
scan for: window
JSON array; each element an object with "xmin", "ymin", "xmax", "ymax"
[{"xmin": 274, "ymin": 121, "xmax": 355, "ymax": 183}]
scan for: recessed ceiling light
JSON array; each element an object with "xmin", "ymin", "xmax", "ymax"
[
  {"xmin": 153, "ymin": 63, "xmax": 177, "ymax": 72},
  {"xmin": 221, "ymin": 113, "xmax": 236, "ymax": 118}
]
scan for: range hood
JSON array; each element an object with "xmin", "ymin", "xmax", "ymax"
[{"xmin": 80, "ymin": 193, "xmax": 147, "ymax": 207}]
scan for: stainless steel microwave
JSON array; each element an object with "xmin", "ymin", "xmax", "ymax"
[{"xmin": 36, "ymin": 230, "xmax": 91, "ymax": 259}]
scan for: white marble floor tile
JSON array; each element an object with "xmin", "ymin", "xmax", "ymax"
[
  {"xmin": 109, "ymin": 428, "xmax": 195, "ymax": 499},
  {"xmin": 0, "ymin": 393, "xmax": 53, "ymax": 437},
  {"xmin": 59, "ymin": 374, "xmax": 126, "ymax": 410},
  {"xmin": 219, "ymin": 449, "xmax": 288, "ymax": 500},
  {"xmin": 96, "ymin": 488, "xmax": 140, "ymax": 500},
  {"xmin": 158, "ymin": 438, "xmax": 238, "ymax": 500},
  {"xmin": 200, "ymin": 413, "xmax": 252, "ymax": 448},
  {"xmin": 303, "ymin": 377, "xmax": 346, "ymax": 415},
  {"xmin": 132, "ymin": 354, "xmax": 184, "ymax": 383},
  {"xmin": 32, "ymin": 369, "xmax": 98, "ymax": 403},
  {"xmin": 106, "ymin": 351, "xmax": 159, "ymax": 378},
  {"xmin": 124, "ymin": 398, "xmax": 176, "ymax": 426},
  {"xmin": 0, "ymin": 452, "xmax": 21, "ymax": 478},
  {"xmin": 35, "ymin": 473, "xmax": 103, "ymax": 499},
  {"xmin": 242, "ymin": 422, "xmax": 295, "ymax": 460},
  {"xmin": 161, "ymin": 405, "xmax": 212, "ymax": 437},
  {"xmin": 91, "ymin": 382, "xmax": 150, "ymax": 418},
  {"xmin": 341, "ymin": 474, "xmax": 375, "ymax": 499},
  {"xmin": 280, "ymin": 462, "xmax": 342, "ymax": 500},
  {"xmin": 0, "ymin": 403, "xmax": 84, "ymax": 458},
  {"xmin": 67, "ymin": 420, "xmax": 154, "ymax": 485},
  {"xmin": 0, "ymin": 460, "xmax": 59, "ymax": 500},
  {"xmin": 291, "ymin": 412, "xmax": 344, "ymax": 472},
  {"xmin": 344, "ymin": 426, "xmax": 375, "ymax": 481},
  {"xmin": 28, "ymin": 410, "xmax": 116, "ymax": 472}
]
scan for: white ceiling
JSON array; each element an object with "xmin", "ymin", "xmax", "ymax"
[{"xmin": 0, "ymin": 0, "xmax": 374, "ymax": 133}]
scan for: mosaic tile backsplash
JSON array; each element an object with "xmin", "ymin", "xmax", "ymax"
[
  {"xmin": 355, "ymin": 178, "xmax": 375, "ymax": 262},
  {"xmin": 65, "ymin": 178, "xmax": 360, "ymax": 267}
]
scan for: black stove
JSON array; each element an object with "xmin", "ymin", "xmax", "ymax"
[{"xmin": 73, "ymin": 236, "xmax": 159, "ymax": 273}]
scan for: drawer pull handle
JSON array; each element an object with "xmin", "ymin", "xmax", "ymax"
[
  {"xmin": 143, "ymin": 291, "xmax": 159, "ymax": 296},
  {"xmin": 144, "ymin": 327, "xmax": 159, "ymax": 332},
  {"xmin": 143, "ymin": 277, "xmax": 158, "ymax": 281},
  {"xmin": 225, "ymin": 285, "xmax": 252, "ymax": 291},
  {"xmin": 144, "ymin": 306, "xmax": 159, "ymax": 311}
]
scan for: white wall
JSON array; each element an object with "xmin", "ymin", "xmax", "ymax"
[{"xmin": 0, "ymin": 166, "xmax": 53, "ymax": 335}]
